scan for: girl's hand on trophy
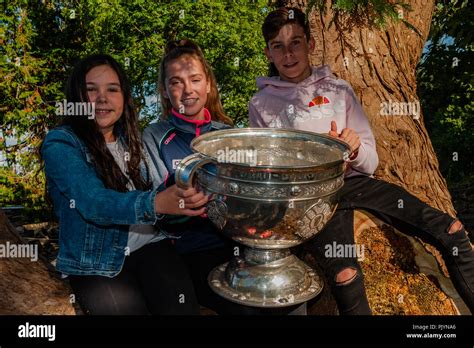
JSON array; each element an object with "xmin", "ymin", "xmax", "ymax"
[{"xmin": 154, "ymin": 184, "xmax": 207, "ymax": 216}]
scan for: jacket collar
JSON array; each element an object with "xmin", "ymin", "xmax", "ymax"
[{"xmin": 169, "ymin": 108, "xmax": 212, "ymax": 136}]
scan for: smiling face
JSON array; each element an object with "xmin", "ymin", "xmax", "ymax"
[
  {"xmin": 85, "ymin": 65, "xmax": 124, "ymax": 141},
  {"xmin": 265, "ymin": 23, "xmax": 314, "ymax": 83},
  {"xmin": 163, "ymin": 55, "xmax": 210, "ymax": 120}
]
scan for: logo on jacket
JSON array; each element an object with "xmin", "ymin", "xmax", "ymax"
[
  {"xmin": 164, "ymin": 132, "xmax": 176, "ymax": 145},
  {"xmin": 308, "ymin": 96, "xmax": 330, "ymax": 107},
  {"xmin": 172, "ymin": 159, "xmax": 181, "ymax": 170},
  {"xmin": 307, "ymin": 95, "xmax": 335, "ymax": 120}
]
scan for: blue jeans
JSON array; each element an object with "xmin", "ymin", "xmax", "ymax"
[{"xmin": 307, "ymin": 175, "xmax": 474, "ymax": 314}]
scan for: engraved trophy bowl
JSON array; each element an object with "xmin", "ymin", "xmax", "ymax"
[{"xmin": 175, "ymin": 128, "xmax": 351, "ymax": 307}]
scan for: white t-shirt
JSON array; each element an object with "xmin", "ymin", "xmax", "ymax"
[{"xmin": 106, "ymin": 140, "xmax": 164, "ymax": 253}]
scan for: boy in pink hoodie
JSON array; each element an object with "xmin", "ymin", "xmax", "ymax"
[
  {"xmin": 250, "ymin": 63, "xmax": 378, "ymax": 178},
  {"xmin": 249, "ymin": 7, "xmax": 473, "ymax": 315}
]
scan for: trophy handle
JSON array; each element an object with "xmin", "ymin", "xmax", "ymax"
[{"xmin": 175, "ymin": 153, "xmax": 214, "ymax": 189}]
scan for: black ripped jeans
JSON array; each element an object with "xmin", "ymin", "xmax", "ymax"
[{"xmin": 306, "ymin": 175, "xmax": 474, "ymax": 315}]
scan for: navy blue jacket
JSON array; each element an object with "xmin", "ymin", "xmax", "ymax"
[{"xmin": 143, "ymin": 108, "xmax": 231, "ymax": 254}]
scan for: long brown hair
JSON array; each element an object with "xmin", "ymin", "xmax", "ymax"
[
  {"xmin": 60, "ymin": 54, "xmax": 151, "ymax": 192},
  {"xmin": 262, "ymin": 7, "xmax": 311, "ymax": 77},
  {"xmin": 158, "ymin": 39, "xmax": 233, "ymax": 125}
]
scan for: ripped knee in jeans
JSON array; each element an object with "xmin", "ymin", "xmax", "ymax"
[
  {"xmin": 335, "ymin": 267, "xmax": 358, "ymax": 286},
  {"xmin": 447, "ymin": 219, "xmax": 464, "ymax": 235}
]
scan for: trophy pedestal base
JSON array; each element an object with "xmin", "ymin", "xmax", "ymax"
[{"xmin": 208, "ymin": 248, "xmax": 323, "ymax": 308}]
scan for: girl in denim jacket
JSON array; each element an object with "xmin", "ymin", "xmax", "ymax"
[{"xmin": 41, "ymin": 54, "xmax": 206, "ymax": 315}]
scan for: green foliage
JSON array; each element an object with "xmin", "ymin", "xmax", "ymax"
[
  {"xmin": 0, "ymin": 167, "xmax": 49, "ymax": 222},
  {"xmin": 430, "ymin": 0, "xmax": 473, "ymax": 48},
  {"xmin": 1, "ymin": 1, "xmax": 61, "ymax": 171},
  {"xmin": 1, "ymin": 0, "xmax": 269, "ymax": 209},
  {"xmin": 417, "ymin": 0, "xmax": 473, "ymax": 184},
  {"xmin": 0, "ymin": 167, "xmax": 44, "ymax": 207},
  {"xmin": 306, "ymin": 0, "xmax": 420, "ymax": 36}
]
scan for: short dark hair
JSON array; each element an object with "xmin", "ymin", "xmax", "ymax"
[
  {"xmin": 262, "ymin": 7, "xmax": 311, "ymax": 47},
  {"xmin": 262, "ymin": 7, "xmax": 311, "ymax": 76}
]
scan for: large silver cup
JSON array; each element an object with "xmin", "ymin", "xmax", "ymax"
[{"xmin": 175, "ymin": 128, "xmax": 351, "ymax": 307}]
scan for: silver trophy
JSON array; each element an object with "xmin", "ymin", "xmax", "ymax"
[{"xmin": 175, "ymin": 128, "xmax": 350, "ymax": 307}]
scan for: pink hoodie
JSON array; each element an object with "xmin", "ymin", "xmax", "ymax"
[{"xmin": 249, "ymin": 65, "xmax": 379, "ymax": 177}]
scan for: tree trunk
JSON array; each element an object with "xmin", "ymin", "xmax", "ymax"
[{"xmin": 0, "ymin": 211, "xmax": 76, "ymax": 315}]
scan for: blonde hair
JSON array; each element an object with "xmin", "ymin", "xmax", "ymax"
[{"xmin": 158, "ymin": 39, "xmax": 233, "ymax": 125}]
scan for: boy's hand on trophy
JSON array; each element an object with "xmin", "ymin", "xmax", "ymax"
[
  {"xmin": 339, "ymin": 128, "xmax": 360, "ymax": 159},
  {"xmin": 328, "ymin": 120, "xmax": 339, "ymax": 138},
  {"xmin": 154, "ymin": 184, "xmax": 208, "ymax": 216},
  {"xmin": 328, "ymin": 121, "xmax": 360, "ymax": 160}
]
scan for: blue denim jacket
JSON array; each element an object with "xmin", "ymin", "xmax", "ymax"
[{"xmin": 41, "ymin": 125, "xmax": 163, "ymax": 277}]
